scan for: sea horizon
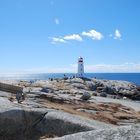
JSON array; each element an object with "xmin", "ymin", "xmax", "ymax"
[{"xmin": 0, "ymin": 73, "xmax": 140, "ymax": 86}]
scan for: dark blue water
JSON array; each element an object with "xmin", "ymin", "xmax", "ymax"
[{"xmin": 0, "ymin": 73, "xmax": 140, "ymax": 86}]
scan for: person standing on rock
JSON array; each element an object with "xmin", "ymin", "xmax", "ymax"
[{"xmin": 16, "ymin": 92, "xmax": 22, "ymax": 103}]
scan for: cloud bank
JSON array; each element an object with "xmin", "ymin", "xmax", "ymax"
[
  {"xmin": 51, "ymin": 29, "xmax": 104, "ymax": 43},
  {"xmin": 4, "ymin": 63, "xmax": 139, "ymax": 74},
  {"xmin": 64, "ymin": 34, "xmax": 82, "ymax": 41},
  {"xmin": 84, "ymin": 63, "xmax": 140, "ymax": 73},
  {"xmin": 82, "ymin": 30, "xmax": 103, "ymax": 40},
  {"xmin": 70, "ymin": 63, "xmax": 140, "ymax": 73},
  {"xmin": 51, "ymin": 34, "xmax": 82, "ymax": 43},
  {"xmin": 51, "ymin": 28, "xmax": 122, "ymax": 43},
  {"xmin": 51, "ymin": 37, "xmax": 65, "ymax": 43}
]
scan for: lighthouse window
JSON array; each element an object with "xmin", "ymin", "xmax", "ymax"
[{"xmin": 81, "ymin": 68, "xmax": 82, "ymax": 71}]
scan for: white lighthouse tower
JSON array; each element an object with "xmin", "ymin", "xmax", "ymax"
[{"xmin": 77, "ymin": 57, "xmax": 84, "ymax": 77}]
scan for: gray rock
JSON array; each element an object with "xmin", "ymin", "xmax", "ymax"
[
  {"xmin": 54, "ymin": 124, "xmax": 140, "ymax": 140},
  {"xmin": 92, "ymin": 92, "xmax": 98, "ymax": 96},
  {"xmin": 0, "ymin": 95, "xmax": 51, "ymax": 140},
  {"xmin": 0, "ymin": 95, "xmax": 114, "ymax": 139},
  {"xmin": 136, "ymin": 86, "xmax": 140, "ymax": 91},
  {"xmin": 71, "ymin": 83, "xmax": 87, "ymax": 90},
  {"xmin": 0, "ymin": 91, "xmax": 11, "ymax": 98},
  {"xmin": 1, "ymin": 78, "xmax": 140, "ymax": 140},
  {"xmin": 92, "ymin": 79, "xmax": 140, "ymax": 100},
  {"xmin": 80, "ymin": 92, "xmax": 91, "ymax": 100},
  {"xmin": 100, "ymin": 92, "xmax": 107, "ymax": 97},
  {"xmin": 36, "ymin": 111, "xmax": 93, "ymax": 137},
  {"xmin": 86, "ymin": 81, "xmax": 97, "ymax": 91},
  {"xmin": 69, "ymin": 78, "xmax": 84, "ymax": 84},
  {"xmin": 41, "ymin": 88, "xmax": 49, "ymax": 93},
  {"xmin": 96, "ymin": 86, "xmax": 107, "ymax": 92},
  {"xmin": 106, "ymin": 86, "xmax": 116, "ymax": 94},
  {"xmin": 36, "ymin": 111, "xmax": 113, "ymax": 137}
]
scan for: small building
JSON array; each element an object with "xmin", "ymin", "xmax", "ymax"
[{"xmin": 77, "ymin": 57, "xmax": 84, "ymax": 77}]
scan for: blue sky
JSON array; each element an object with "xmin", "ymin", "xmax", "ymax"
[{"xmin": 0, "ymin": 0, "xmax": 140, "ymax": 73}]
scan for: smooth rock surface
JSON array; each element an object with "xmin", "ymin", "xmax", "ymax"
[{"xmin": 54, "ymin": 124, "xmax": 140, "ymax": 140}]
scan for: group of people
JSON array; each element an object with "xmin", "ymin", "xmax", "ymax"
[{"xmin": 48, "ymin": 74, "xmax": 76, "ymax": 81}]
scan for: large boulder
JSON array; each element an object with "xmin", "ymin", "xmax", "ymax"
[
  {"xmin": 92, "ymin": 79, "xmax": 140, "ymax": 100},
  {"xmin": 106, "ymin": 86, "xmax": 116, "ymax": 95},
  {"xmin": 97, "ymin": 86, "xmax": 107, "ymax": 92},
  {"xmin": 35, "ymin": 111, "xmax": 94, "ymax": 137},
  {"xmin": 136, "ymin": 86, "xmax": 140, "ymax": 91},
  {"xmin": 41, "ymin": 88, "xmax": 49, "ymax": 93},
  {"xmin": 86, "ymin": 81, "xmax": 97, "ymax": 91},
  {"xmin": 0, "ymin": 97, "xmax": 49, "ymax": 140},
  {"xmin": 35, "ymin": 111, "xmax": 114, "ymax": 138},
  {"xmin": 80, "ymin": 92, "xmax": 91, "ymax": 100},
  {"xmin": 0, "ymin": 95, "xmax": 113, "ymax": 140},
  {"xmin": 100, "ymin": 92, "xmax": 107, "ymax": 97}
]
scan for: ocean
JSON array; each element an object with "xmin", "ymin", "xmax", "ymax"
[{"xmin": 0, "ymin": 73, "xmax": 140, "ymax": 86}]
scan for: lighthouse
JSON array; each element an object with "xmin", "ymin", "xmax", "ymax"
[{"xmin": 77, "ymin": 57, "xmax": 84, "ymax": 77}]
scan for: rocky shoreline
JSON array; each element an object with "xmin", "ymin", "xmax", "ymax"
[{"xmin": 0, "ymin": 77, "xmax": 140, "ymax": 139}]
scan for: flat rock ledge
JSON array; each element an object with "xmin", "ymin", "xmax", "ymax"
[
  {"xmin": 0, "ymin": 96, "xmax": 113, "ymax": 140},
  {"xmin": 53, "ymin": 124, "xmax": 140, "ymax": 140}
]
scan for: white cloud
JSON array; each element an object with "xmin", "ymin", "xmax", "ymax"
[
  {"xmin": 85, "ymin": 63, "xmax": 140, "ymax": 73},
  {"xmin": 51, "ymin": 37, "xmax": 65, "ymax": 43},
  {"xmin": 114, "ymin": 29, "xmax": 121, "ymax": 40},
  {"xmin": 82, "ymin": 29, "xmax": 103, "ymax": 40},
  {"xmin": 64, "ymin": 34, "xmax": 82, "ymax": 41},
  {"xmin": 50, "ymin": 28, "xmax": 123, "ymax": 44},
  {"xmin": 55, "ymin": 18, "xmax": 60, "ymax": 25},
  {"xmin": 51, "ymin": 34, "xmax": 82, "ymax": 43}
]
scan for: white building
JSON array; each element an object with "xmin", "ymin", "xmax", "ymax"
[{"xmin": 77, "ymin": 57, "xmax": 84, "ymax": 77}]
